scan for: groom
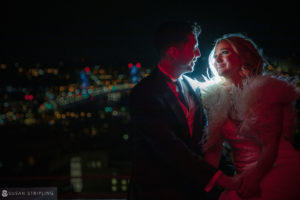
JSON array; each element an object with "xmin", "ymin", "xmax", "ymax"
[{"xmin": 128, "ymin": 20, "xmax": 234, "ymax": 200}]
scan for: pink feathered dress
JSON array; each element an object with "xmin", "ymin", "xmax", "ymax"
[{"xmin": 201, "ymin": 75, "xmax": 300, "ymax": 200}]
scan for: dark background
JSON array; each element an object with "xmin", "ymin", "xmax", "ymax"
[
  {"xmin": 1, "ymin": 1, "xmax": 299, "ymax": 70},
  {"xmin": 0, "ymin": 1, "xmax": 299, "ymax": 198}
]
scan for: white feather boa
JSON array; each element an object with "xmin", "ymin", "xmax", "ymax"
[{"xmin": 199, "ymin": 75, "xmax": 300, "ymax": 151}]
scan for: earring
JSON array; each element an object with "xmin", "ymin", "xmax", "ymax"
[{"xmin": 239, "ymin": 66, "xmax": 250, "ymax": 78}]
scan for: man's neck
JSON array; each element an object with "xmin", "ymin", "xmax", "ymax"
[{"xmin": 158, "ymin": 59, "xmax": 182, "ymax": 80}]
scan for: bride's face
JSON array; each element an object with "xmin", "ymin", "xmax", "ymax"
[{"xmin": 213, "ymin": 40, "xmax": 243, "ymax": 79}]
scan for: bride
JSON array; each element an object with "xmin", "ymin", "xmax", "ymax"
[{"xmin": 200, "ymin": 33, "xmax": 300, "ymax": 199}]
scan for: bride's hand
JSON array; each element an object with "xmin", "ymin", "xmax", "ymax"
[
  {"xmin": 227, "ymin": 174, "xmax": 242, "ymax": 190},
  {"xmin": 237, "ymin": 170, "xmax": 261, "ymax": 198}
]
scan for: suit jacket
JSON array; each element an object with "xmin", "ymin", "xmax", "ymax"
[{"xmin": 128, "ymin": 67, "xmax": 220, "ymax": 200}]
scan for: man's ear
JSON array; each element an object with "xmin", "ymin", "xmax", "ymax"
[{"xmin": 167, "ymin": 46, "xmax": 179, "ymax": 59}]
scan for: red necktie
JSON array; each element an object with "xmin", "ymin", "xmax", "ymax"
[{"xmin": 174, "ymin": 80, "xmax": 189, "ymax": 110}]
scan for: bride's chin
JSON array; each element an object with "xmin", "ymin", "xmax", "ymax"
[
  {"xmin": 187, "ymin": 67, "xmax": 194, "ymax": 72},
  {"xmin": 218, "ymin": 69, "xmax": 229, "ymax": 76},
  {"xmin": 188, "ymin": 63, "xmax": 195, "ymax": 70}
]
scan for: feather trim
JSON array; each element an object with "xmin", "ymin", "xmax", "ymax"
[{"xmin": 200, "ymin": 75, "xmax": 300, "ymax": 151}]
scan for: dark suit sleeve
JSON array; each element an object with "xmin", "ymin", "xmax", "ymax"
[{"xmin": 130, "ymin": 87, "xmax": 218, "ymax": 187}]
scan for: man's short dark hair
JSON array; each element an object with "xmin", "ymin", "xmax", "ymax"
[{"xmin": 154, "ymin": 20, "xmax": 201, "ymax": 56}]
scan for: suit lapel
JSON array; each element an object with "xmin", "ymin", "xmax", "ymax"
[
  {"xmin": 153, "ymin": 69, "xmax": 190, "ymax": 137},
  {"xmin": 182, "ymin": 75, "xmax": 202, "ymax": 107},
  {"xmin": 182, "ymin": 76, "xmax": 206, "ymax": 142}
]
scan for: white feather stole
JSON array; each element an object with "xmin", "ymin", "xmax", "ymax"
[{"xmin": 199, "ymin": 75, "xmax": 300, "ymax": 152}]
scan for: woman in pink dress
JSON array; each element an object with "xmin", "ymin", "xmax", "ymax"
[{"xmin": 200, "ymin": 33, "xmax": 300, "ymax": 199}]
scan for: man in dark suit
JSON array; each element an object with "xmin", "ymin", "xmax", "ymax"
[{"xmin": 128, "ymin": 20, "xmax": 235, "ymax": 200}]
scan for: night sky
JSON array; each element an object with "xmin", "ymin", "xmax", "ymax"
[{"xmin": 1, "ymin": 1, "xmax": 300, "ymax": 72}]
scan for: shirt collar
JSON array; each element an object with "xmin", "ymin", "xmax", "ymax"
[{"xmin": 158, "ymin": 65, "xmax": 182, "ymax": 82}]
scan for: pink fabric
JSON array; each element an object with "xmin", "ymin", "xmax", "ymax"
[
  {"xmin": 220, "ymin": 119, "xmax": 300, "ymax": 199},
  {"xmin": 219, "ymin": 138, "xmax": 300, "ymax": 200},
  {"xmin": 202, "ymin": 76, "xmax": 300, "ymax": 199}
]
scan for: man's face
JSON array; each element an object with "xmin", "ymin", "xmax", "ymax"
[{"xmin": 175, "ymin": 33, "xmax": 201, "ymax": 73}]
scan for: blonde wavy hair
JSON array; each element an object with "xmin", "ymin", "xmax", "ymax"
[{"xmin": 208, "ymin": 33, "xmax": 268, "ymax": 79}]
